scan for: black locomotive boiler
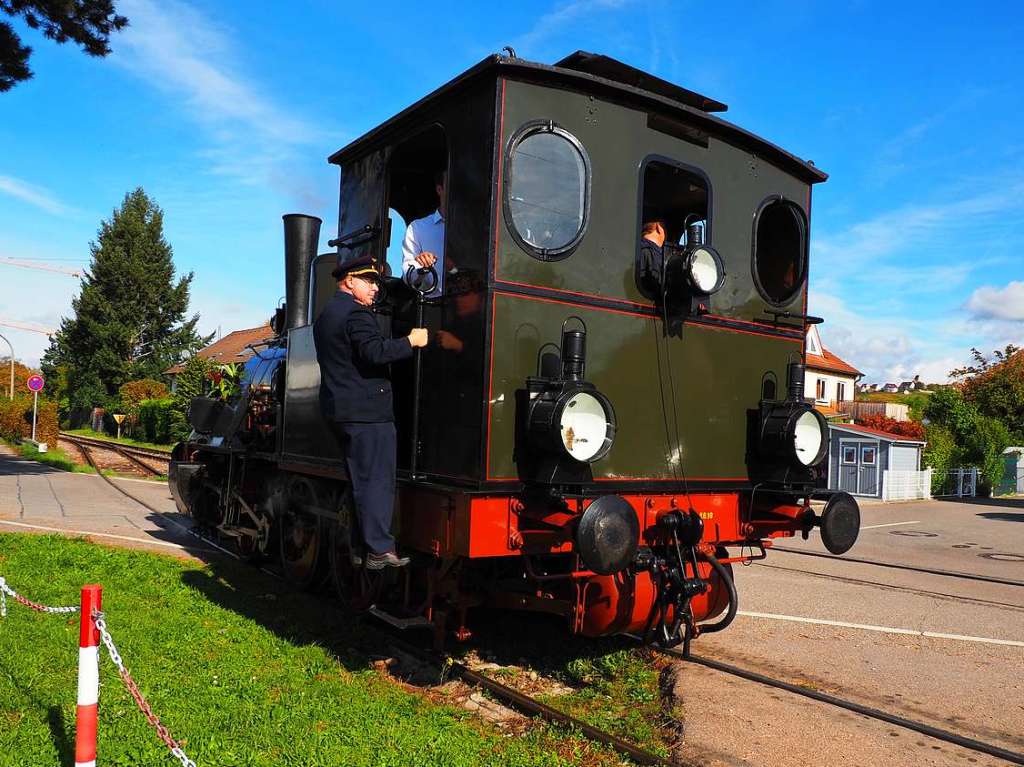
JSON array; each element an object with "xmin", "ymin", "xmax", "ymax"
[{"xmin": 169, "ymin": 50, "xmax": 860, "ymax": 647}]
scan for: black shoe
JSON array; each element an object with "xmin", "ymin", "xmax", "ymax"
[{"xmin": 365, "ymin": 551, "xmax": 411, "ymax": 570}]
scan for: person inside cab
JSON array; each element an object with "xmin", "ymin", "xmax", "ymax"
[
  {"xmin": 402, "ymin": 170, "xmax": 454, "ymax": 297},
  {"xmin": 313, "ymin": 254, "xmax": 429, "ymax": 569},
  {"xmin": 637, "ymin": 218, "xmax": 667, "ymax": 300}
]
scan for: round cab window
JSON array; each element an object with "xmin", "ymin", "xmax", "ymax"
[
  {"xmin": 752, "ymin": 198, "xmax": 807, "ymax": 305},
  {"xmin": 506, "ymin": 124, "xmax": 589, "ymax": 259}
]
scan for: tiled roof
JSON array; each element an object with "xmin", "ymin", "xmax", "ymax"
[
  {"xmin": 807, "ymin": 346, "xmax": 862, "ymax": 377},
  {"xmin": 830, "ymin": 423, "xmax": 926, "ymax": 444},
  {"xmin": 164, "ymin": 324, "xmax": 272, "ymax": 375}
]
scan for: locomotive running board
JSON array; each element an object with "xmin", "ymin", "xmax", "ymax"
[{"xmin": 367, "ymin": 605, "xmax": 433, "ymax": 630}]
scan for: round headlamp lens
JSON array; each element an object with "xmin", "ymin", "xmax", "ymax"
[
  {"xmin": 793, "ymin": 410, "xmax": 825, "ymax": 466},
  {"xmin": 559, "ymin": 391, "xmax": 612, "ymax": 462},
  {"xmin": 689, "ymin": 247, "xmax": 720, "ymax": 293}
]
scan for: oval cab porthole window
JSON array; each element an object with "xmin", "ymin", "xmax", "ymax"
[
  {"xmin": 506, "ymin": 122, "xmax": 590, "ymax": 260},
  {"xmin": 752, "ymin": 197, "xmax": 807, "ymax": 305}
]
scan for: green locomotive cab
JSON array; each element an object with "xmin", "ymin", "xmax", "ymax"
[{"xmin": 170, "ymin": 50, "xmax": 859, "ymax": 648}]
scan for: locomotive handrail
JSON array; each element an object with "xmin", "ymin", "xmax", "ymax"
[{"xmin": 328, "ymin": 224, "xmax": 380, "ymax": 249}]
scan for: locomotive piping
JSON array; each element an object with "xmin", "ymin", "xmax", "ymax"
[{"xmin": 695, "ymin": 551, "xmax": 737, "ymax": 634}]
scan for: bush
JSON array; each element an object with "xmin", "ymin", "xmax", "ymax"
[
  {"xmin": 922, "ymin": 424, "xmax": 958, "ymax": 493},
  {"xmin": 0, "ymin": 396, "xmax": 59, "ymax": 447},
  {"xmin": 138, "ymin": 398, "xmax": 176, "ymax": 444},
  {"xmin": 857, "ymin": 414, "xmax": 926, "ymax": 440}
]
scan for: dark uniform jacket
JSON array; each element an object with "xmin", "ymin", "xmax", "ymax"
[
  {"xmin": 313, "ymin": 290, "xmax": 412, "ymax": 423},
  {"xmin": 636, "ymin": 239, "xmax": 665, "ymax": 300}
]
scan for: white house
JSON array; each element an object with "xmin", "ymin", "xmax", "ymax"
[{"xmin": 804, "ymin": 326, "xmax": 862, "ymax": 419}]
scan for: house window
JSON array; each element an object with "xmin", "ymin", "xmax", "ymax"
[
  {"xmin": 816, "ymin": 378, "xmax": 827, "ymax": 401},
  {"xmin": 842, "ymin": 445, "xmax": 857, "ymax": 464},
  {"xmin": 505, "ymin": 121, "xmax": 590, "ymax": 260},
  {"xmin": 837, "ymin": 382, "xmax": 846, "ymax": 401},
  {"xmin": 752, "ymin": 196, "xmax": 808, "ymax": 306},
  {"xmin": 861, "ymin": 445, "xmax": 877, "ymax": 465}
]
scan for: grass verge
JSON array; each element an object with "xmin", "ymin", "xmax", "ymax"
[
  {"xmin": 63, "ymin": 427, "xmax": 174, "ymax": 452},
  {"xmin": 6, "ymin": 440, "xmax": 95, "ymax": 474},
  {"xmin": 0, "ymin": 534, "xmax": 632, "ymax": 767}
]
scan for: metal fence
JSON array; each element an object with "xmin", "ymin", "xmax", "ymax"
[
  {"xmin": 881, "ymin": 469, "xmax": 933, "ymax": 501},
  {"xmin": 931, "ymin": 467, "xmax": 978, "ymax": 498}
]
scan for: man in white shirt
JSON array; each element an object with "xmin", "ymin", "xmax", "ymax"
[{"xmin": 401, "ymin": 170, "xmax": 450, "ymax": 297}]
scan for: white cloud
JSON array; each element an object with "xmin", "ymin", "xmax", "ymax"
[
  {"xmin": 966, "ymin": 280, "xmax": 1024, "ymax": 322},
  {"xmin": 515, "ymin": 0, "xmax": 631, "ymax": 55},
  {"xmin": 0, "ymin": 176, "xmax": 77, "ymax": 217}
]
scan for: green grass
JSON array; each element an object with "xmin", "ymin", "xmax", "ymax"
[
  {"xmin": 64, "ymin": 427, "xmax": 174, "ymax": 452},
  {"xmin": 10, "ymin": 440, "xmax": 95, "ymax": 474},
  {"xmin": 0, "ymin": 535, "xmax": 632, "ymax": 767}
]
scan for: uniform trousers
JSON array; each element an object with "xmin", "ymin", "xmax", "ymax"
[{"xmin": 330, "ymin": 421, "xmax": 398, "ymax": 554}]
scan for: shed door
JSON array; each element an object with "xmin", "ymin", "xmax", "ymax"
[
  {"xmin": 890, "ymin": 445, "xmax": 919, "ymax": 473},
  {"xmin": 838, "ymin": 441, "xmax": 859, "ymax": 493},
  {"xmin": 859, "ymin": 443, "xmax": 879, "ymax": 496}
]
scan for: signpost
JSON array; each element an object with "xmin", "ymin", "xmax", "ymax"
[
  {"xmin": 27, "ymin": 374, "xmax": 44, "ymax": 448},
  {"xmin": 112, "ymin": 413, "xmax": 126, "ymax": 439}
]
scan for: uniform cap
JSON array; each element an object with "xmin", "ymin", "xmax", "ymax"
[{"xmin": 332, "ymin": 254, "xmax": 382, "ymax": 281}]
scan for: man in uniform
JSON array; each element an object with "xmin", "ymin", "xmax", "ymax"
[{"xmin": 313, "ymin": 254, "xmax": 429, "ymax": 569}]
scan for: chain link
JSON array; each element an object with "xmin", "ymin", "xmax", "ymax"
[
  {"xmin": 93, "ymin": 610, "xmax": 197, "ymax": 767},
  {"xmin": 0, "ymin": 576, "xmax": 80, "ymax": 616}
]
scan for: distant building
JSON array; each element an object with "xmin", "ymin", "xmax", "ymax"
[
  {"xmin": 804, "ymin": 325, "xmax": 862, "ymax": 419},
  {"xmin": 164, "ymin": 324, "xmax": 272, "ymax": 391},
  {"xmin": 882, "ymin": 383, "xmax": 899, "ymax": 393}
]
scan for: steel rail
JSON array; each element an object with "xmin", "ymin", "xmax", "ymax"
[
  {"xmin": 771, "ymin": 546, "xmax": 1024, "ymax": 588},
  {"xmin": 656, "ymin": 646, "xmax": 1024, "ymax": 765},
  {"xmin": 59, "ymin": 431, "xmax": 173, "ymax": 458},
  {"xmin": 60, "ymin": 433, "xmax": 168, "ymax": 477},
  {"xmin": 72, "ymin": 464, "xmax": 674, "ymax": 767}
]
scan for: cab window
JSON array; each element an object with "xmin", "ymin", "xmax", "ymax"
[
  {"xmin": 752, "ymin": 196, "xmax": 807, "ymax": 306},
  {"xmin": 505, "ymin": 121, "xmax": 589, "ymax": 260}
]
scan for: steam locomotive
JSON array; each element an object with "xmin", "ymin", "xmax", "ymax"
[{"xmin": 169, "ymin": 50, "xmax": 860, "ymax": 648}]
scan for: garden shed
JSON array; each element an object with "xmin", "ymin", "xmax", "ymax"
[
  {"xmin": 827, "ymin": 423, "xmax": 927, "ymax": 500},
  {"xmin": 997, "ymin": 447, "xmax": 1024, "ymax": 496}
]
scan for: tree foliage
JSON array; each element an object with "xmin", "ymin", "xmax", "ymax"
[
  {"xmin": 856, "ymin": 414, "xmax": 926, "ymax": 441},
  {"xmin": 41, "ymin": 188, "xmax": 211, "ymax": 419},
  {"xmin": 169, "ymin": 354, "xmax": 213, "ymax": 440},
  {"xmin": 0, "ymin": 0, "xmax": 127, "ymax": 91},
  {"xmin": 923, "ymin": 387, "xmax": 1011, "ymax": 493},
  {"xmin": 953, "ymin": 346, "xmax": 1024, "ymax": 442}
]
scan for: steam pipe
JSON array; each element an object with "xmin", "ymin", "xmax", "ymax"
[
  {"xmin": 282, "ymin": 214, "xmax": 322, "ymax": 332},
  {"xmin": 695, "ymin": 551, "xmax": 737, "ymax": 634}
]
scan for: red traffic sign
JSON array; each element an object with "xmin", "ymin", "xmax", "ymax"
[{"xmin": 27, "ymin": 374, "xmax": 44, "ymax": 392}]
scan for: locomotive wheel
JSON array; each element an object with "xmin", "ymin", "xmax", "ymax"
[
  {"xmin": 279, "ymin": 477, "xmax": 327, "ymax": 589},
  {"xmin": 235, "ymin": 503, "xmax": 275, "ymax": 564},
  {"xmin": 328, "ymin": 492, "xmax": 379, "ymax": 612}
]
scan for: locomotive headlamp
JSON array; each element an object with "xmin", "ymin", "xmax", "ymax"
[
  {"xmin": 516, "ymin": 317, "xmax": 617, "ymax": 485},
  {"xmin": 759, "ymin": 401, "xmax": 828, "ymax": 469},
  {"xmin": 684, "ymin": 245, "xmax": 725, "ymax": 295}
]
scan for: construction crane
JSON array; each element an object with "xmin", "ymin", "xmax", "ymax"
[
  {"xmin": 0, "ymin": 319, "xmax": 56, "ymax": 336},
  {"xmin": 0, "ymin": 258, "xmax": 83, "ymax": 278}
]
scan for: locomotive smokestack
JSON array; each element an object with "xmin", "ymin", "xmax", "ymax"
[
  {"xmin": 787, "ymin": 360, "xmax": 806, "ymax": 401},
  {"xmin": 282, "ymin": 214, "xmax": 322, "ymax": 332}
]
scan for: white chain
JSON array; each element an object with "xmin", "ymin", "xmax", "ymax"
[{"xmin": 0, "ymin": 575, "xmax": 80, "ymax": 615}]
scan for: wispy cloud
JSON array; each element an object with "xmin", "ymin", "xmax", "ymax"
[
  {"xmin": 514, "ymin": 0, "xmax": 631, "ymax": 55},
  {"xmin": 111, "ymin": 0, "xmax": 331, "ymax": 197},
  {"xmin": 0, "ymin": 176, "xmax": 77, "ymax": 217}
]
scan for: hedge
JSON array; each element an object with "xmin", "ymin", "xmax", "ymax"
[
  {"xmin": 138, "ymin": 398, "xmax": 176, "ymax": 444},
  {"xmin": 0, "ymin": 395, "xmax": 59, "ymax": 447}
]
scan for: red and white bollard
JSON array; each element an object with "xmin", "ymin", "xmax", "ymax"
[{"xmin": 75, "ymin": 584, "xmax": 102, "ymax": 767}]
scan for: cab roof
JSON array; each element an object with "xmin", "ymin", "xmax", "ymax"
[{"xmin": 328, "ymin": 51, "xmax": 827, "ymax": 184}]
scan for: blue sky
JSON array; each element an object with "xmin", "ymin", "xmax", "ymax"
[{"xmin": 1, "ymin": 0, "xmax": 1021, "ymax": 384}]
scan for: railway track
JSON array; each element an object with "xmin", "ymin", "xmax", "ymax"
[
  {"xmin": 772, "ymin": 545, "xmax": 1024, "ymax": 588},
  {"xmin": 63, "ymin": 455, "xmax": 673, "ymax": 767},
  {"xmin": 651, "ymin": 645, "xmax": 1024, "ymax": 766},
  {"xmin": 59, "ymin": 432, "xmax": 170, "ymax": 478},
  {"xmin": 43, "ymin": 454, "xmax": 1024, "ymax": 765}
]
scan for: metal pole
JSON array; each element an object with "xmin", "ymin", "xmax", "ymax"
[
  {"xmin": 32, "ymin": 390, "xmax": 38, "ymax": 441},
  {"xmin": 409, "ymin": 293, "xmax": 425, "ymax": 480},
  {"xmin": 0, "ymin": 333, "xmax": 13, "ymax": 399}
]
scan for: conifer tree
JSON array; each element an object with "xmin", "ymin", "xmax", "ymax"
[{"xmin": 42, "ymin": 188, "xmax": 211, "ymax": 416}]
